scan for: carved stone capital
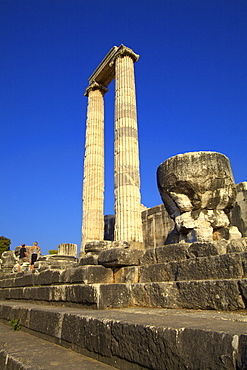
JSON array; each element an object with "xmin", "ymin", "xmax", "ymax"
[
  {"xmin": 84, "ymin": 81, "xmax": 108, "ymax": 97},
  {"xmin": 109, "ymin": 44, "xmax": 140, "ymax": 67}
]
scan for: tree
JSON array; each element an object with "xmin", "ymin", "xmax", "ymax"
[{"xmin": 0, "ymin": 236, "xmax": 11, "ymax": 258}]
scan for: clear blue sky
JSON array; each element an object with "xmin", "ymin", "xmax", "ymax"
[{"xmin": 1, "ymin": 0, "xmax": 246, "ymax": 255}]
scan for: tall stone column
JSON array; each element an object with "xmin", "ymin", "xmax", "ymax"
[
  {"xmin": 113, "ymin": 47, "xmax": 143, "ymax": 246},
  {"xmin": 81, "ymin": 82, "xmax": 107, "ymax": 253}
]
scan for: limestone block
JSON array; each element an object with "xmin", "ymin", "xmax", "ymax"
[
  {"xmin": 26, "ymin": 286, "xmax": 50, "ymax": 301},
  {"xmin": 229, "ymin": 182, "xmax": 247, "ymax": 237},
  {"xmin": 140, "ymin": 249, "xmax": 157, "ymax": 265},
  {"xmin": 155, "ymin": 244, "xmax": 188, "ymax": 263},
  {"xmin": 227, "ymin": 237, "xmax": 247, "ymax": 253},
  {"xmin": 14, "ymin": 273, "xmax": 36, "ymax": 287},
  {"xmin": 114, "ymin": 266, "xmax": 139, "ymax": 283},
  {"xmin": 84, "ymin": 241, "xmax": 112, "ymax": 255},
  {"xmin": 171, "ymin": 253, "xmax": 244, "ymax": 281},
  {"xmin": 141, "ymin": 204, "xmax": 174, "ymax": 249},
  {"xmin": 0, "ymin": 251, "xmax": 17, "ymax": 268},
  {"xmin": 112, "ymin": 241, "xmax": 130, "ymax": 249},
  {"xmin": 61, "ymin": 311, "xmax": 112, "ymax": 357},
  {"xmin": 187, "ymin": 242, "xmax": 219, "ymax": 258},
  {"xmin": 139, "ymin": 264, "xmax": 170, "ymax": 283},
  {"xmin": 98, "ymin": 284, "xmax": 131, "ymax": 309},
  {"xmin": 214, "ymin": 227, "xmax": 242, "ymax": 241},
  {"xmin": 238, "ymin": 279, "xmax": 247, "ymax": 302},
  {"xmin": 36, "ymin": 269, "xmax": 61, "ymax": 285},
  {"xmin": 139, "ymin": 253, "xmax": 244, "ymax": 283},
  {"xmin": 98, "ymin": 248, "xmax": 143, "ymax": 267},
  {"xmin": 0, "ymin": 278, "xmax": 13, "ymax": 288},
  {"xmin": 130, "ymin": 282, "xmax": 179, "ymax": 308},
  {"xmin": 65, "ymin": 285, "xmax": 97, "ymax": 306},
  {"xmin": 79, "ymin": 254, "xmax": 98, "ymax": 265},
  {"xmin": 29, "ymin": 309, "xmax": 62, "ymax": 336},
  {"xmin": 87, "ymin": 265, "xmax": 113, "ymax": 284},
  {"xmin": 60, "ymin": 265, "xmax": 113, "ymax": 284},
  {"xmin": 175, "ymin": 280, "xmax": 245, "ymax": 310}
]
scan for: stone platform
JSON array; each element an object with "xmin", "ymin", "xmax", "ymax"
[{"xmin": 0, "ymin": 301, "xmax": 247, "ymax": 369}]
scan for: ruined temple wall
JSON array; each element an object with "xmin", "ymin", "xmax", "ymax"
[
  {"xmin": 229, "ymin": 182, "xmax": 247, "ymax": 237},
  {"xmin": 141, "ymin": 204, "xmax": 174, "ymax": 249}
]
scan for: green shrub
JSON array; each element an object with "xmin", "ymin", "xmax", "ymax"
[
  {"xmin": 48, "ymin": 249, "xmax": 58, "ymax": 255},
  {"xmin": 0, "ymin": 236, "xmax": 11, "ymax": 258}
]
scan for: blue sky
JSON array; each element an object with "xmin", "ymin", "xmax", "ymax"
[{"xmin": 1, "ymin": 0, "xmax": 246, "ymax": 255}]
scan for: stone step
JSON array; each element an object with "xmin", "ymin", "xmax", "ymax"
[
  {"xmin": 0, "ymin": 322, "xmax": 117, "ymax": 370},
  {"xmin": 1, "ymin": 251, "xmax": 247, "ymax": 289},
  {"xmin": 0, "ymin": 300, "xmax": 247, "ymax": 370},
  {"xmin": 0, "ymin": 278, "xmax": 247, "ymax": 311}
]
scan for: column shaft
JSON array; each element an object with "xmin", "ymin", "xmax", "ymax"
[
  {"xmin": 81, "ymin": 87, "xmax": 105, "ymax": 252},
  {"xmin": 114, "ymin": 55, "xmax": 143, "ymax": 244}
]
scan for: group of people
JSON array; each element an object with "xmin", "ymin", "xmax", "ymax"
[{"xmin": 18, "ymin": 242, "xmax": 41, "ymax": 272}]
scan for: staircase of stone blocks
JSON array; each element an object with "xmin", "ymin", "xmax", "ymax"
[{"xmin": 0, "ymin": 238, "xmax": 247, "ymax": 369}]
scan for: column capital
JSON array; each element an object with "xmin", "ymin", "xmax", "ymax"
[
  {"xmin": 109, "ymin": 44, "xmax": 139, "ymax": 67},
  {"xmin": 84, "ymin": 81, "xmax": 108, "ymax": 97}
]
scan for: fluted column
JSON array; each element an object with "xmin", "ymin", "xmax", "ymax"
[
  {"xmin": 113, "ymin": 47, "xmax": 143, "ymax": 246},
  {"xmin": 81, "ymin": 82, "xmax": 107, "ymax": 253}
]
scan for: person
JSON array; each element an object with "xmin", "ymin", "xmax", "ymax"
[
  {"xmin": 30, "ymin": 241, "xmax": 41, "ymax": 270},
  {"xmin": 18, "ymin": 244, "xmax": 30, "ymax": 273}
]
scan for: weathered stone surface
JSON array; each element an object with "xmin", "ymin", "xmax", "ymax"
[
  {"xmin": 157, "ymin": 151, "xmax": 237, "ymax": 243},
  {"xmin": 114, "ymin": 266, "xmax": 139, "ymax": 284},
  {"xmin": 0, "ymin": 322, "xmax": 115, "ymax": 370},
  {"xmin": 0, "ymin": 251, "xmax": 17, "ymax": 273},
  {"xmin": 84, "ymin": 241, "xmax": 112, "ymax": 255},
  {"xmin": 168, "ymin": 253, "xmax": 244, "ymax": 281},
  {"xmin": 130, "ymin": 282, "xmax": 179, "ymax": 308},
  {"xmin": 175, "ymin": 280, "xmax": 245, "ymax": 310},
  {"xmin": 65, "ymin": 285, "xmax": 97, "ymax": 306},
  {"xmin": 140, "ymin": 248, "xmax": 157, "ymax": 265},
  {"xmin": 98, "ymin": 284, "xmax": 131, "ymax": 309},
  {"xmin": 29, "ymin": 308, "xmax": 62, "ymax": 336},
  {"xmin": 141, "ymin": 204, "xmax": 174, "ymax": 249},
  {"xmin": 157, "ymin": 151, "xmax": 236, "ymax": 213},
  {"xmin": 1, "ymin": 301, "xmax": 247, "ymax": 369},
  {"xmin": 229, "ymin": 182, "xmax": 247, "ymax": 237},
  {"xmin": 111, "ymin": 241, "xmax": 130, "ymax": 249},
  {"xmin": 187, "ymin": 242, "xmax": 218, "ymax": 258},
  {"xmin": 139, "ymin": 263, "xmax": 170, "ymax": 283},
  {"xmin": 59, "ymin": 266, "xmax": 113, "ymax": 285},
  {"xmin": 79, "ymin": 254, "xmax": 99, "ymax": 265},
  {"xmin": 238, "ymin": 279, "xmax": 247, "ymax": 302},
  {"xmin": 227, "ymin": 237, "xmax": 247, "ymax": 253},
  {"xmin": 98, "ymin": 248, "xmax": 143, "ymax": 267},
  {"xmin": 139, "ymin": 253, "xmax": 245, "ymax": 283},
  {"xmin": 58, "ymin": 243, "xmax": 77, "ymax": 257},
  {"xmin": 156, "ymin": 243, "xmax": 188, "ymax": 263},
  {"xmin": 36, "ymin": 269, "xmax": 61, "ymax": 285}
]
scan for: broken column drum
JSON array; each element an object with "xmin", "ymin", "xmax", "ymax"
[
  {"xmin": 157, "ymin": 151, "xmax": 239, "ymax": 243},
  {"xmin": 81, "ymin": 45, "xmax": 143, "ymax": 253}
]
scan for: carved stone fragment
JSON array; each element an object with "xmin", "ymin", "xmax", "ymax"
[{"xmin": 157, "ymin": 151, "xmax": 239, "ymax": 243}]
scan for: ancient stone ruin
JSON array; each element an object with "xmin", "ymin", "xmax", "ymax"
[
  {"xmin": 0, "ymin": 46, "xmax": 247, "ymax": 369},
  {"xmin": 157, "ymin": 151, "xmax": 241, "ymax": 244}
]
